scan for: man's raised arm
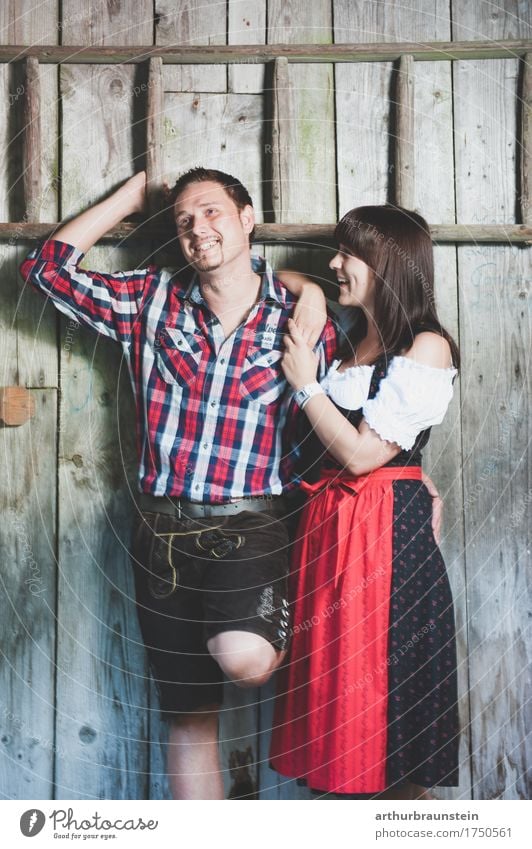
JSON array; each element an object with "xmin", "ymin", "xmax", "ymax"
[
  {"xmin": 54, "ymin": 171, "xmax": 146, "ymax": 253},
  {"xmin": 20, "ymin": 172, "xmax": 153, "ymax": 344}
]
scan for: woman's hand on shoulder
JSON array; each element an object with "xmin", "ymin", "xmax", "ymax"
[
  {"xmin": 279, "ymin": 271, "xmax": 327, "ymax": 347},
  {"xmin": 403, "ymin": 332, "xmax": 452, "ymax": 369},
  {"xmin": 282, "ymin": 318, "xmax": 319, "ymax": 390}
]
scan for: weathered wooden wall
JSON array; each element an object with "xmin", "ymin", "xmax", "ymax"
[{"xmin": 0, "ymin": 0, "xmax": 530, "ymax": 801}]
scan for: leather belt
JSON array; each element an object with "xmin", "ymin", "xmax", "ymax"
[{"xmin": 137, "ymin": 492, "xmax": 286, "ymax": 519}]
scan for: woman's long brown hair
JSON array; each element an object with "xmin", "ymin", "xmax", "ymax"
[{"xmin": 335, "ymin": 205, "xmax": 460, "ymax": 369}]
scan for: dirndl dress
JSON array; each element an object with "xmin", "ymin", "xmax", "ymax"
[{"xmin": 270, "ymin": 354, "xmax": 459, "ymax": 794}]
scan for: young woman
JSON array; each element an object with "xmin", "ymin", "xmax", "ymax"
[{"xmin": 270, "ymin": 205, "xmax": 460, "ymax": 799}]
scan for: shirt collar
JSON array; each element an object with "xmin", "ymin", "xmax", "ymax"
[{"xmin": 176, "ymin": 255, "xmax": 287, "ymax": 307}]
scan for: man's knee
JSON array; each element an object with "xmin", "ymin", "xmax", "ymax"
[{"xmin": 207, "ymin": 631, "xmax": 277, "ymax": 688}]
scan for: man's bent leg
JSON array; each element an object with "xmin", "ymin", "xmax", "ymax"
[
  {"xmin": 167, "ymin": 704, "xmax": 224, "ymax": 800},
  {"xmin": 207, "ymin": 631, "xmax": 286, "ymax": 688}
]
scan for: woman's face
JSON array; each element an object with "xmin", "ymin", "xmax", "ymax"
[{"xmin": 329, "ymin": 246, "xmax": 376, "ymax": 310}]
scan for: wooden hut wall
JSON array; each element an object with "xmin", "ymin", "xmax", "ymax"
[{"xmin": 0, "ymin": 0, "xmax": 530, "ymax": 800}]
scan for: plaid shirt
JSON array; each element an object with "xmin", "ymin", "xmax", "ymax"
[{"xmin": 21, "ymin": 240, "xmax": 337, "ymax": 502}]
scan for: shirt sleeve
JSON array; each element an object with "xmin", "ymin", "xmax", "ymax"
[
  {"xmin": 362, "ymin": 356, "xmax": 458, "ymax": 450},
  {"xmin": 315, "ymin": 314, "xmax": 339, "ymax": 379},
  {"xmin": 20, "ymin": 239, "xmax": 156, "ymax": 345}
]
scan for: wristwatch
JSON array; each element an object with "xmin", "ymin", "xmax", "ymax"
[{"xmin": 293, "ymin": 381, "xmax": 325, "ymax": 409}]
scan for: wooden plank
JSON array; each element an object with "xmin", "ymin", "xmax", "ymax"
[
  {"xmin": 0, "ymin": 3, "xmax": 59, "ymax": 802},
  {"xmin": 155, "ymin": 0, "xmax": 226, "ymax": 93},
  {"xmin": 271, "ymin": 57, "xmax": 290, "ymax": 223},
  {"xmin": 0, "ymin": 4, "xmax": 59, "ymax": 390},
  {"xmin": 22, "ymin": 57, "xmax": 42, "ymax": 222},
  {"xmin": 161, "ymin": 81, "xmax": 268, "ymax": 797},
  {"xmin": 0, "ymin": 389, "xmax": 57, "ymax": 799},
  {"xmin": 0, "ymin": 0, "xmax": 58, "ymax": 43},
  {"xmin": 520, "ymin": 53, "xmax": 532, "ymax": 225},
  {"xmin": 53, "ymin": 2, "xmax": 153, "ymax": 799},
  {"xmin": 1, "ymin": 40, "xmax": 532, "ymax": 64},
  {"xmin": 3, "ymin": 221, "xmax": 532, "ymax": 244},
  {"xmin": 146, "ymin": 57, "xmax": 164, "ymax": 215},
  {"xmin": 263, "ymin": 0, "xmax": 336, "ymax": 800},
  {"xmin": 452, "ymin": 0, "xmax": 532, "ymax": 801},
  {"xmin": 60, "ymin": 2, "xmax": 152, "ymax": 46},
  {"xmin": 162, "ymin": 92, "xmax": 265, "ymax": 219},
  {"xmin": 395, "ymin": 54, "xmax": 415, "ymax": 208},
  {"xmin": 413, "ymin": 47, "xmax": 470, "ymax": 799},
  {"xmin": 228, "ymin": 0, "xmax": 266, "ymax": 94},
  {"xmin": 334, "ymin": 0, "xmax": 471, "ymax": 802}
]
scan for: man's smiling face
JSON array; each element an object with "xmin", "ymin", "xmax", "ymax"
[{"xmin": 174, "ymin": 180, "xmax": 255, "ymax": 274}]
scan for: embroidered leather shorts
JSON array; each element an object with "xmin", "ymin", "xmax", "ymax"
[{"xmin": 130, "ymin": 508, "xmax": 291, "ymax": 713}]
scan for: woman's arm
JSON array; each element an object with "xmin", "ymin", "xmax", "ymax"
[
  {"xmin": 278, "ymin": 271, "xmax": 327, "ymax": 347},
  {"xmin": 282, "ymin": 321, "xmax": 452, "ymax": 476}
]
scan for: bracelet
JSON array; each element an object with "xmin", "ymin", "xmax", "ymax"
[{"xmin": 293, "ymin": 381, "xmax": 325, "ymax": 409}]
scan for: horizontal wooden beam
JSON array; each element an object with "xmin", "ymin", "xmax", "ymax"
[
  {"xmin": 0, "ymin": 40, "xmax": 531, "ymax": 65},
  {"xmin": 3, "ymin": 222, "xmax": 532, "ymax": 244}
]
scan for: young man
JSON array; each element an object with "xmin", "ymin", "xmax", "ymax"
[{"xmin": 20, "ymin": 168, "xmax": 336, "ymax": 799}]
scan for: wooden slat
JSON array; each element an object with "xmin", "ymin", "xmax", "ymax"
[
  {"xmin": 271, "ymin": 57, "xmax": 290, "ymax": 223},
  {"xmin": 0, "ymin": 0, "xmax": 58, "ymax": 44},
  {"xmin": 0, "ymin": 1, "xmax": 59, "ymax": 801},
  {"xmin": 262, "ymin": 0, "xmax": 337, "ymax": 800},
  {"xmin": 453, "ymin": 0, "xmax": 531, "ymax": 801},
  {"xmin": 334, "ymin": 0, "xmax": 470, "ymax": 802},
  {"xmin": 0, "ymin": 40, "xmax": 531, "ymax": 64},
  {"xmin": 155, "ymin": 0, "xmax": 226, "ymax": 93},
  {"xmin": 22, "ymin": 57, "xmax": 42, "ymax": 222},
  {"xmin": 146, "ymin": 57, "xmax": 164, "ymax": 214},
  {"xmin": 0, "ymin": 390, "xmax": 57, "ymax": 799},
  {"xmin": 53, "ymin": 1, "xmax": 152, "ymax": 800},
  {"xmin": 228, "ymin": 0, "xmax": 266, "ymax": 94},
  {"xmin": 5, "ymin": 221, "xmax": 532, "ymax": 244},
  {"xmin": 395, "ymin": 54, "xmax": 415, "ymax": 208},
  {"xmin": 159, "ymin": 81, "xmax": 267, "ymax": 797},
  {"xmin": 161, "ymin": 93, "xmax": 265, "ymax": 218},
  {"xmin": 520, "ymin": 53, "xmax": 532, "ymax": 225},
  {"xmin": 412, "ymin": 43, "xmax": 470, "ymax": 800}
]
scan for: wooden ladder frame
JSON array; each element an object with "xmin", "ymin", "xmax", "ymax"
[{"xmin": 1, "ymin": 40, "xmax": 531, "ymax": 244}]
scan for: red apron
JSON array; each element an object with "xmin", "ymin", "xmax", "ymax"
[{"xmin": 270, "ymin": 466, "xmax": 423, "ymax": 794}]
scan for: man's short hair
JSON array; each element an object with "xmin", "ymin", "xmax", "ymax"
[{"xmin": 169, "ymin": 167, "xmax": 256, "ymax": 244}]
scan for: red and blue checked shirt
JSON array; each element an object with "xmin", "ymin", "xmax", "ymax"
[{"xmin": 21, "ymin": 240, "xmax": 337, "ymax": 502}]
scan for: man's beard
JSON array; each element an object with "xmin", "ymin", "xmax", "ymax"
[
  {"xmin": 194, "ymin": 255, "xmax": 223, "ymax": 272},
  {"xmin": 191, "ymin": 244, "xmax": 224, "ymax": 272}
]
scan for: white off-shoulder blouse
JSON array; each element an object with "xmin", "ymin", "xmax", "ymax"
[{"xmin": 320, "ymin": 356, "xmax": 458, "ymax": 450}]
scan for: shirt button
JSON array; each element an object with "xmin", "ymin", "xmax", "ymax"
[
  {"xmin": 194, "ymin": 485, "xmax": 200, "ymax": 491},
  {"xmin": 220, "ymin": 358, "xmax": 225, "ymax": 365},
  {"xmin": 210, "ymin": 401, "xmax": 217, "ymax": 407},
  {"xmin": 203, "ymin": 443, "xmax": 209, "ymax": 449}
]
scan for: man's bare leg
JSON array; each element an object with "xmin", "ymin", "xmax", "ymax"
[
  {"xmin": 167, "ymin": 705, "xmax": 224, "ymax": 800},
  {"xmin": 167, "ymin": 633, "xmax": 284, "ymax": 799}
]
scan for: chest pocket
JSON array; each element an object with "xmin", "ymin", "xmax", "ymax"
[
  {"xmin": 155, "ymin": 326, "xmax": 204, "ymax": 388},
  {"xmin": 240, "ymin": 346, "xmax": 286, "ymax": 405}
]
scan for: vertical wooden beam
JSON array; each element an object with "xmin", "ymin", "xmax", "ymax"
[
  {"xmin": 22, "ymin": 56, "xmax": 41, "ymax": 222},
  {"xmin": 0, "ymin": 1, "xmax": 59, "ymax": 802},
  {"xmin": 146, "ymin": 57, "xmax": 164, "ymax": 216},
  {"xmin": 395, "ymin": 54, "xmax": 415, "ymax": 209},
  {"xmin": 271, "ymin": 56, "xmax": 290, "ymax": 223},
  {"xmin": 520, "ymin": 53, "xmax": 532, "ymax": 225},
  {"xmin": 453, "ymin": 0, "xmax": 531, "ymax": 801}
]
